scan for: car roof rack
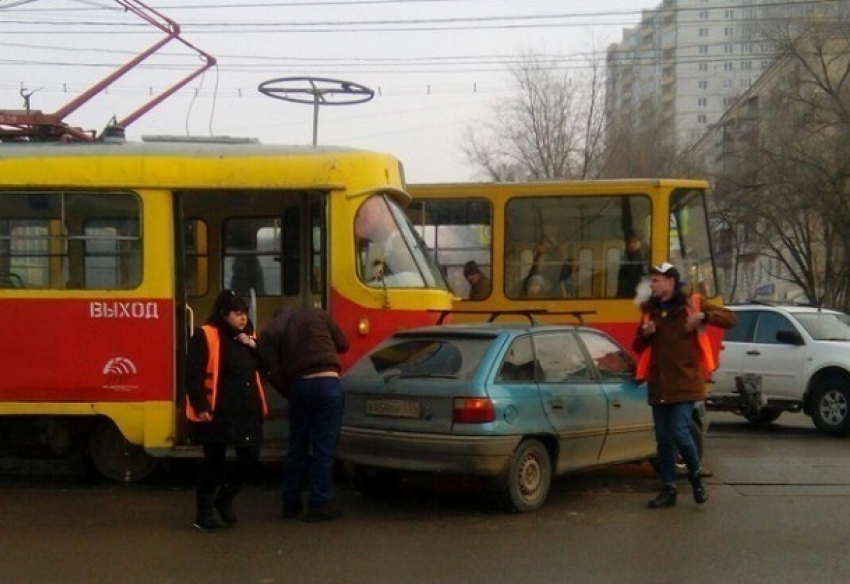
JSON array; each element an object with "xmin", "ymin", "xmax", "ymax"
[{"xmin": 430, "ymin": 309, "xmax": 596, "ymax": 326}]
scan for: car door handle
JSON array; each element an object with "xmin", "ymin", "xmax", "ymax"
[
  {"xmin": 746, "ymin": 350, "xmax": 761, "ymax": 356},
  {"xmin": 610, "ymin": 399, "xmax": 622, "ymax": 408},
  {"xmin": 549, "ymin": 400, "xmax": 564, "ymax": 410}
]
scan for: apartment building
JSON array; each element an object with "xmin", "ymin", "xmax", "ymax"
[{"xmin": 606, "ymin": 0, "xmax": 848, "ymax": 152}]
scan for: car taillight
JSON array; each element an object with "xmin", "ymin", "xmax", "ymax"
[{"xmin": 453, "ymin": 397, "xmax": 495, "ymax": 423}]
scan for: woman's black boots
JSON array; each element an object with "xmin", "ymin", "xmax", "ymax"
[{"xmin": 194, "ymin": 490, "xmax": 223, "ymax": 531}]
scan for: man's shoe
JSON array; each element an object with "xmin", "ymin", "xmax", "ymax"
[
  {"xmin": 282, "ymin": 503, "xmax": 303, "ymax": 520},
  {"xmin": 214, "ymin": 501, "xmax": 238, "ymax": 525},
  {"xmin": 689, "ymin": 474, "xmax": 709, "ymax": 504},
  {"xmin": 304, "ymin": 507, "xmax": 342, "ymax": 523},
  {"xmin": 647, "ymin": 486, "xmax": 677, "ymax": 509},
  {"xmin": 192, "ymin": 511, "xmax": 223, "ymax": 532}
]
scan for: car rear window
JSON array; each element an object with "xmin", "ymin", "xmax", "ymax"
[{"xmin": 347, "ymin": 336, "xmax": 493, "ymax": 381}]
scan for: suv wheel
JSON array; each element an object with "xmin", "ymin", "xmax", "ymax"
[{"xmin": 811, "ymin": 381, "xmax": 850, "ymax": 436}]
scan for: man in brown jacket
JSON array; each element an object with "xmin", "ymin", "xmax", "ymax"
[{"xmin": 633, "ymin": 262, "xmax": 736, "ymax": 509}]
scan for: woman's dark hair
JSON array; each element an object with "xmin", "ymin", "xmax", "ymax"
[{"xmin": 207, "ymin": 289, "xmax": 249, "ymax": 323}]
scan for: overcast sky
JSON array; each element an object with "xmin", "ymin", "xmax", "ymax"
[{"xmin": 0, "ymin": 0, "xmax": 653, "ymax": 182}]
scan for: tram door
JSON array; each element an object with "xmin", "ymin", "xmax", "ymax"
[{"xmin": 174, "ymin": 190, "xmax": 328, "ymax": 448}]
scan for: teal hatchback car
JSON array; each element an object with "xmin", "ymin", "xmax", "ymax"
[{"xmin": 339, "ymin": 323, "xmax": 707, "ymax": 512}]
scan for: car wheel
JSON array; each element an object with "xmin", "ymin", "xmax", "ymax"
[
  {"xmin": 500, "ymin": 439, "xmax": 551, "ymax": 513},
  {"xmin": 811, "ymin": 382, "xmax": 850, "ymax": 436},
  {"xmin": 744, "ymin": 409, "xmax": 782, "ymax": 425}
]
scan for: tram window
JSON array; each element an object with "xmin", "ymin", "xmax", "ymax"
[
  {"xmin": 405, "ymin": 199, "xmax": 492, "ymax": 298},
  {"xmin": 282, "ymin": 207, "xmax": 300, "ymax": 297},
  {"xmin": 84, "ymin": 218, "xmax": 141, "ymax": 289},
  {"xmin": 505, "ymin": 195, "xmax": 651, "ymax": 299},
  {"xmin": 0, "ymin": 191, "xmax": 140, "ymax": 290},
  {"xmin": 223, "ymin": 218, "xmax": 280, "ymax": 297},
  {"xmin": 0, "ymin": 220, "xmax": 56, "ymax": 288},
  {"xmin": 670, "ymin": 189, "xmax": 717, "ymax": 297},
  {"xmin": 310, "ymin": 203, "xmax": 324, "ymax": 295},
  {"xmin": 185, "ymin": 219, "xmax": 209, "ymax": 297},
  {"xmin": 355, "ymin": 195, "xmax": 429, "ymax": 289}
]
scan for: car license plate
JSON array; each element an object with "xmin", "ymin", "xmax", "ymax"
[{"xmin": 366, "ymin": 399, "xmax": 421, "ymax": 419}]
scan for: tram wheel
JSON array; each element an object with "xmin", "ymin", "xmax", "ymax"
[{"xmin": 89, "ymin": 419, "xmax": 157, "ymax": 482}]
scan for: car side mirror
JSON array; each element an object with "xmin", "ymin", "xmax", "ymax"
[{"xmin": 776, "ymin": 329, "xmax": 804, "ymax": 346}]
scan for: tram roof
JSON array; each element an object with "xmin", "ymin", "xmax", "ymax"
[
  {"xmin": 409, "ymin": 178, "xmax": 709, "ymax": 191},
  {"xmin": 0, "ymin": 138, "xmax": 408, "ymax": 197},
  {"xmin": 0, "ymin": 138, "xmax": 389, "ymax": 160}
]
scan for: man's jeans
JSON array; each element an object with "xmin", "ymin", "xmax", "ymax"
[
  {"xmin": 283, "ymin": 376, "xmax": 344, "ymax": 509},
  {"xmin": 652, "ymin": 401, "xmax": 701, "ymax": 485}
]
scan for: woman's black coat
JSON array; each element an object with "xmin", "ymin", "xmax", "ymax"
[{"xmin": 185, "ymin": 319, "xmax": 264, "ymax": 446}]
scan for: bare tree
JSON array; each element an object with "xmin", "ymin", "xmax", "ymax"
[
  {"xmin": 710, "ymin": 18, "xmax": 850, "ymax": 307},
  {"xmin": 461, "ymin": 50, "xmax": 607, "ymax": 181}
]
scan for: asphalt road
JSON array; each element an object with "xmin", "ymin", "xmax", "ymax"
[{"xmin": 2, "ymin": 412, "xmax": 849, "ymax": 584}]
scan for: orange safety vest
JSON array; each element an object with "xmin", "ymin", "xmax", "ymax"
[
  {"xmin": 185, "ymin": 325, "xmax": 269, "ymax": 422},
  {"xmin": 635, "ymin": 294, "xmax": 716, "ymax": 381}
]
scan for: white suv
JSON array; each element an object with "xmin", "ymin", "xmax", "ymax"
[{"xmin": 708, "ymin": 303, "xmax": 850, "ymax": 436}]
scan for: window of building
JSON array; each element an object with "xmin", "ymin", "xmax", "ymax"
[
  {"xmin": 699, "ymin": 45, "xmax": 709, "ymax": 55},
  {"xmin": 699, "ymin": 80, "xmax": 708, "ymax": 89},
  {"xmin": 697, "ymin": 114, "xmax": 707, "ymax": 123},
  {"xmin": 699, "ymin": 63, "xmax": 708, "ymax": 72},
  {"xmin": 724, "ymin": 44, "xmax": 734, "ymax": 54},
  {"xmin": 699, "ymin": 27, "xmax": 709, "ymax": 37},
  {"xmin": 698, "ymin": 97, "xmax": 707, "ymax": 107}
]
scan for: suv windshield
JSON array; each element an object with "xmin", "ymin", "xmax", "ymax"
[
  {"xmin": 347, "ymin": 335, "xmax": 494, "ymax": 381},
  {"xmin": 791, "ymin": 312, "xmax": 850, "ymax": 341}
]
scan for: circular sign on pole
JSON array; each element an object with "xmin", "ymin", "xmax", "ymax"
[{"xmin": 258, "ymin": 77, "xmax": 375, "ymax": 147}]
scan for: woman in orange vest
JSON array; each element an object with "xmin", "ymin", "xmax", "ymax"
[
  {"xmin": 633, "ymin": 263, "xmax": 735, "ymax": 510},
  {"xmin": 186, "ymin": 289, "xmax": 268, "ymax": 531}
]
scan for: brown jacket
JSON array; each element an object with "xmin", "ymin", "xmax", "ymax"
[
  {"xmin": 259, "ymin": 307, "xmax": 350, "ymax": 393},
  {"xmin": 633, "ymin": 292, "xmax": 736, "ymax": 405}
]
